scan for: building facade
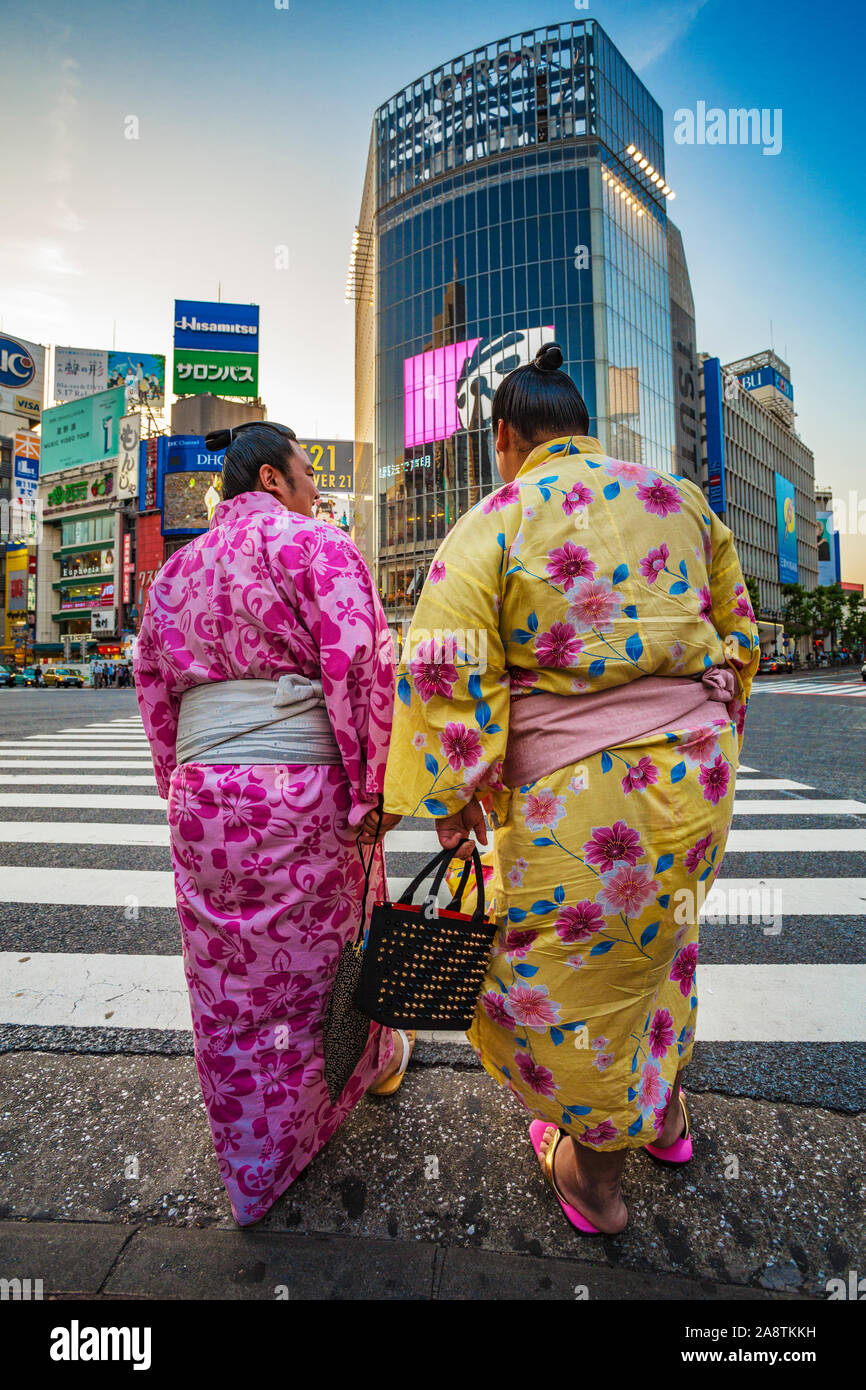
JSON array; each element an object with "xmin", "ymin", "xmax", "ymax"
[
  {"xmin": 699, "ymin": 350, "xmax": 817, "ymax": 652},
  {"xmin": 353, "ymin": 20, "xmax": 679, "ymax": 628}
]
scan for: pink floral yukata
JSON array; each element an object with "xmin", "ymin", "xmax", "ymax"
[{"xmin": 135, "ymin": 491, "xmax": 395, "ymax": 1225}]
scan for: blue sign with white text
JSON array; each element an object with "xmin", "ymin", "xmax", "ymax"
[
  {"xmin": 703, "ymin": 357, "xmax": 726, "ymax": 514},
  {"xmin": 173, "ymin": 299, "xmax": 259, "ymax": 353}
]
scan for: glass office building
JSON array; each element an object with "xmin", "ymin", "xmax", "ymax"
[{"xmin": 352, "ymin": 20, "xmax": 678, "ymax": 627}]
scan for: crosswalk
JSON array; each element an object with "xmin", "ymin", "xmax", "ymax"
[
  {"xmin": 1, "ymin": 715, "xmax": 865, "ymax": 1062},
  {"xmin": 751, "ymin": 674, "xmax": 866, "ymax": 697}
]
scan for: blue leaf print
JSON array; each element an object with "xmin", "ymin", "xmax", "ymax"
[
  {"xmin": 731, "ymin": 630, "xmax": 749, "ymax": 646},
  {"xmin": 532, "ymin": 836, "xmax": 554, "ymax": 846},
  {"xmin": 711, "ymin": 845, "xmax": 718, "ymax": 862},
  {"xmin": 496, "ymin": 532, "xmax": 506, "ymax": 549},
  {"xmin": 424, "ymin": 798, "xmax": 448, "ymax": 814},
  {"xmin": 538, "ymin": 487, "xmax": 551, "ymax": 501},
  {"xmin": 623, "ymin": 604, "xmax": 638, "ymax": 619},
  {"xmin": 665, "ymin": 731, "xmax": 679, "ymax": 742},
  {"xmin": 501, "ymin": 1066, "xmax": 511, "ymax": 1079},
  {"xmin": 591, "ymin": 941, "xmax": 614, "ymax": 956},
  {"xmin": 561, "ymin": 1110, "xmax": 572, "ymax": 1126},
  {"xmin": 698, "ymin": 865, "xmax": 712, "ymax": 881},
  {"xmin": 397, "ymin": 675, "xmax": 411, "ymax": 707},
  {"xmin": 537, "ymin": 475, "xmax": 559, "ymax": 483},
  {"xmin": 600, "ymin": 750, "xmax": 613, "ymax": 773},
  {"xmin": 508, "ymin": 907, "xmax": 527, "ymax": 922},
  {"xmin": 655, "ymin": 853, "xmax": 674, "ymax": 873},
  {"xmin": 625, "ymin": 632, "xmax": 643, "ymax": 663},
  {"xmin": 550, "ymin": 1028, "xmax": 565, "ymax": 1046},
  {"xmin": 640, "ymin": 921, "xmax": 660, "ymax": 948},
  {"xmin": 669, "ymin": 580, "xmax": 689, "ymax": 595},
  {"xmin": 585, "ymin": 458, "xmax": 602, "ymax": 468},
  {"xmin": 566, "ymin": 1104, "xmax": 592, "ymax": 1116},
  {"xmin": 703, "ymin": 653, "xmax": 712, "ymax": 668},
  {"xmin": 658, "ymin": 893, "xmax": 670, "ymax": 908},
  {"xmin": 511, "ymin": 628, "xmax": 533, "ymax": 644},
  {"xmin": 612, "ymin": 563, "xmax": 629, "ymax": 584},
  {"xmin": 690, "ymin": 995, "xmax": 697, "ymax": 1009},
  {"xmin": 486, "ymin": 723, "xmax": 502, "ymax": 735},
  {"xmin": 678, "ymin": 1027, "xmax": 686, "ymax": 1042},
  {"xmin": 679, "ymin": 558, "xmax": 689, "ymax": 580},
  {"xmin": 468, "ymin": 672, "xmax": 483, "ymax": 700},
  {"xmin": 631, "ymin": 1054, "xmax": 638, "ymax": 1073},
  {"xmin": 628, "ymin": 1087, "xmax": 637, "ymax": 1102},
  {"xmin": 527, "ymin": 611, "xmax": 539, "ymax": 633},
  {"xmin": 475, "ymin": 700, "xmax": 492, "ymax": 730},
  {"xmin": 671, "ymin": 761, "xmax": 686, "ymax": 783},
  {"xmin": 494, "ymin": 976, "xmax": 509, "ymax": 993},
  {"xmin": 603, "ymin": 481, "xmax": 620, "ymax": 500},
  {"xmin": 588, "ymin": 658, "xmax": 606, "ymax": 678},
  {"xmin": 554, "ymin": 885, "xmax": 565, "ymax": 904},
  {"xmin": 643, "ymin": 1014, "xmax": 651, "ymax": 1030},
  {"xmin": 515, "ymin": 1036, "xmax": 529, "ymax": 1048},
  {"xmin": 424, "ymin": 753, "xmax": 439, "ymax": 775},
  {"xmin": 531, "ymin": 899, "xmax": 557, "ymax": 914},
  {"xmin": 628, "ymin": 1115, "xmax": 644, "ymax": 1136},
  {"xmin": 515, "ymin": 963, "xmax": 539, "ymax": 978},
  {"xmin": 560, "ymin": 1021, "xmax": 587, "ymax": 1032}
]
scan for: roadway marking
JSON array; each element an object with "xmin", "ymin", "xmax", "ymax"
[
  {"xmin": 1, "ymin": 953, "xmax": 861, "ymax": 1040},
  {"xmin": 0, "ymin": 760, "xmax": 154, "ymax": 769},
  {"xmin": 0, "ymin": 775, "xmax": 157, "ymax": 786},
  {"xmin": 730, "ymin": 799, "xmax": 866, "ymax": 816},
  {"xmin": 0, "ymin": 821, "xmax": 170, "ymax": 846},
  {"xmin": 0, "ymin": 794, "xmax": 165, "ymax": 810}
]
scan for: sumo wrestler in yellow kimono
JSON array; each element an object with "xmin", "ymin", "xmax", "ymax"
[{"xmin": 382, "ymin": 343, "xmax": 759, "ymax": 1235}]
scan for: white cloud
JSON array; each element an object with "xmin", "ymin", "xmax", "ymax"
[{"xmin": 629, "ymin": 0, "xmax": 713, "ymax": 71}]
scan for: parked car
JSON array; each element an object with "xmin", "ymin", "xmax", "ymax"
[
  {"xmin": 44, "ymin": 665, "xmax": 85, "ymax": 688},
  {"xmin": 861, "ymin": 658, "xmax": 866, "ymax": 683},
  {"xmin": 0, "ymin": 664, "xmax": 14, "ymax": 688},
  {"xmin": 758, "ymin": 655, "xmax": 793, "ymax": 675},
  {"xmin": 10, "ymin": 666, "xmax": 38, "ymax": 687}
]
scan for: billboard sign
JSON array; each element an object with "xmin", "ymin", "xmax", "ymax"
[
  {"xmin": 0, "ymin": 334, "xmax": 45, "ymax": 418},
  {"xmin": 41, "ymin": 386, "xmax": 127, "ymax": 475},
  {"xmin": 116, "ymin": 415, "xmax": 140, "ymax": 499},
  {"xmin": 702, "ymin": 357, "xmax": 727, "ymax": 514},
  {"xmin": 151, "ymin": 434, "xmax": 227, "ymax": 535},
  {"xmin": 737, "ymin": 365, "xmax": 794, "ymax": 402},
  {"xmin": 173, "ymin": 300, "xmax": 259, "ymax": 353},
  {"xmin": 774, "ymin": 472, "xmax": 798, "ymax": 584},
  {"xmin": 296, "ymin": 439, "xmax": 355, "ymax": 493},
  {"xmin": 403, "ymin": 326, "xmax": 553, "ymax": 449},
  {"xmin": 173, "ymin": 347, "xmax": 258, "ymax": 398},
  {"xmin": 54, "ymin": 347, "xmax": 166, "ymax": 406},
  {"xmin": 816, "ymin": 509, "xmax": 840, "ymax": 587},
  {"xmin": 13, "ymin": 430, "xmax": 40, "ymax": 505}
]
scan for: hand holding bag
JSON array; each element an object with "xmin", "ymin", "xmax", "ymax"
[{"xmin": 355, "ymin": 841, "xmax": 497, "ymax": 1031}]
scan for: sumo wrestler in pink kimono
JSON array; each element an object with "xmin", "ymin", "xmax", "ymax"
[{"xmin": 135, "ymin": 422, "xmax": 411, "ymax": 1225}]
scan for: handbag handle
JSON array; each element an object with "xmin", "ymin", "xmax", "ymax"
[
  {"xmin": 399, "ymin": 840, "xmax": 487, "ymax": 924},
  {"xmin": 353, "ymin": 804, "xmax": 383, "ymax": 948}
]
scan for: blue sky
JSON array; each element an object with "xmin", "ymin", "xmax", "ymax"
[{"xmin": 1, "ymin": 0, "xmax": 864, "ymax": 579}]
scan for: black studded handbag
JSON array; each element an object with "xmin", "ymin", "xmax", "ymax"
[{"xmin": 355, "ymin": 841, "xmax": 497, "ymax": 1031}]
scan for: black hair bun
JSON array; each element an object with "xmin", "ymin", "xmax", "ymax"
[
  {"xmin": 534, "ymin": 342, "xmax": 564, "ymax": 373},
  {"xmin": 204, "ymin": 428, "xmax": 232, "ymax": 451}
]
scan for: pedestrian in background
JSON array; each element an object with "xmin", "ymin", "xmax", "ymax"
[
  {"xmin": 135, "ymin": 421, "xmax": 405, "ymax": 1228},
  {"xmin": 383, "ymin": 343, "xmax": 760, "ymax": 1237}
]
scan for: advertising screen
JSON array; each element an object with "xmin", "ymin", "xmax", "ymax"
[
  {"xmin": 816, "ymin": 510, "xmax": 840, "ymax": 587},
  {"xmin": 41, "ymin": 386, "xmax": 127, "ymax": 475},
  {"xmin": 296, "ymin": 439, "xmax": 355, "ymax": 493},
  {"xmin": 54, "ymin": 347, "xmax": 166, "ymax": 406},
  {"xmin": 162, "ymin": 471, "xmax": 223, "ymax": 533},
  {"xmin": 403, "ymin": 326, "xmax": 554, "ymax": 449},
  {"xmin": 774, "ymin": 472, "xmax": 798, "ymax": 584}
]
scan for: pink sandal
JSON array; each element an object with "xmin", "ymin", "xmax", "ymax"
[
  {"xmin": 645, "ymin": 1090, "xmax": 693, "ymax": 1164},
  {"xmin": 528, "ymin": 1120, "xmax": 600, "ymax": 1234}
]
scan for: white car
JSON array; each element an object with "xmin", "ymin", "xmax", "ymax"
[{"xmin": 861, "ymin": 659, "xmax": 866, "ymax": 683}]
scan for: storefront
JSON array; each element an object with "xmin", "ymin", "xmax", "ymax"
[{"xmin": 35, "ymin": 466, "xmax": 123, "ymax": 659}]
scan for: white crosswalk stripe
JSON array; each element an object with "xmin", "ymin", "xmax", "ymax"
[
  {"xmin": 751, "ymin": 676, "xmax": 866, "ymax": 697},
  {"xmin": 0, "ymin": 716, "xmax": 864, "ymax": 1055}
]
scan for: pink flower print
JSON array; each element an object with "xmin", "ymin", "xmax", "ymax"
[
  {"xmin": 621, "ymin": 756, "xmax": 659, "ymax": 795},
  {"xmin": 596, "ymin": 862, "xmax": 660, "ymax": 918},
  {"xmin": 606, "ymin": 459, "xmax": 648, "ymax": 486},
  {"xmin": 637, "ymin": 477, "xmax": 682, "ymax": 518},
  {"xmin": 545, "ymin": 541, "xmax": 596, "ymax": 591},
  {"xmin": 439, "ymin": 721, "xmax": 483, "ymax": 772},
  {"xmin": 500, "ymin": 927, "xmax": 537, "ymax": 959},
  {"xmin": 671, "ymin": 942, "xmax": 698, "ymax": 996},
  {"xmin": 685, "ymin": 832, "xmax": 713, "ymax": 874},
  {"xmin": 506, "ymin": 856, "xmax": 529, "ymax": 888},
  {"xmin": 648, "ymin": 1008, "xmax": 676, "ymax": 1059},
  {"xmin": 734, "ymin": 592, "xmax": 755, "ymax": 621},
  {"xmin": 505, "ymin": 664, "xmax": 537, "ymax": 692},
  {"xmin": 698, "ymin": 755, "xmax": 731, "ymax": 805},
  {"xmin": 524, "ymin": 787, "xmax": 567, "ymax": 830},
  {"xmin": 555, "ymin": 900, "xmax": 605, "ymax": 944},
  {"xmin": 569, "ymin": 770, "xmax": 588, "ymax": 793},
  {"xmin": 681, "ymin": 725, "xmax": 721, "ymax": 766},
  {"xmin": 536, "ymin": 621, "xmax": 583, "ymax": 668},
  {"xmin": 562, "ymin": 481, "xmax": 594, "ymax": 515},
  {"xmin": 483, "ymin": 481, "xmax": 521, "ymax": 512},
  {"xmin": 734, "ymin": 701, "xmax": 747, "ymax": 737},
  {"xmin": 169, "ymin": 765, "xmax": 220, "ymax": 842},
  {"xmin": 514, "ymin": 1050, "xmax": 557, "ymax": 1097},
  {"xmin": 429, "ymin": 560, "xmax": 447, "ymax": 583},
  {"xmin": 579, "ymin": 1118, "xmax": 619, "ymax": 1146},
  {"xmin": 637, "ymin": 1060, "xmax": 665, "ymax": 1112},
  {"xmin": 591, "ymin": 1035, "xmax": 608, "ymax": 1051},
  {"xmin": 505, "ymin": 983, "xmax": 561, "ymax": 1032},
  {"xmin": 566, "ymin": 577, "xmax": 623, "ymax": 634},
  {"xmin": 198, "ymin": 1053, "xmax": 256, "ymax": 1124},
  {"xmin": 409, "ymin": 636, "xmax": 459, "ymax": 703},
  {"xmin": 220, "ymin": 778, "xmax": 271, "ymax": 844},
  {"xmin": 594, "ymin": 1051, "xmax": 615, "ymax": 1071},
  {"xmin": 697, "ymin": 585, "xmax": 714, "ymax": 622},
  {"xmin": 584, "ymin": 820, "xmax": 643, "ymax": 873},
  {"xmin": 638, "ymin": 542, "xmax": 670, "ymax": 584},
  {"xmin": 481, "ymin": 991, "xmax": 515, "ymax": 1030},
  {"xmin": 567, "ymin": 954, "xmax": 585, "ymax": 970},
  {"xmin": 412, "ymin": 732, "xmax": 427, "ymax": 750},
  {"xmin": 669, "ymin": 639, "xmax": 687, "ymax": 671}
]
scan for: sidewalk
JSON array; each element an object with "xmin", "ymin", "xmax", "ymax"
[{"xmin": 1, "ymin": 1046, "xmax": 858, "ymax": 1300}]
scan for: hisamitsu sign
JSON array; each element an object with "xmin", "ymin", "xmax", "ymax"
[{"xmin": 173, "ymin": 300, "xmax": 259, "ymax": 353}]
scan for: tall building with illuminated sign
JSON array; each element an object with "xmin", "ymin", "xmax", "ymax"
[{"xmin": 350, "ymin": 20, "xmax": 680, "ymax": 627}]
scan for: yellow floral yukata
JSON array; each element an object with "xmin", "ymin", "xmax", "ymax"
[{"xmin": 383, "ymin": 436, "xmax": 760, "ymax": 1151}]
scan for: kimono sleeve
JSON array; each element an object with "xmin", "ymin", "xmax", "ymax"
[
  {"xmin": 708, "ymin": 511, "xmax": 761, "ymax": 752},
  {"xmin": 133, "ymin": 600, "xmax": 180, "ymax": 799},
  {"xmin": 279, "ymin": 529, "xmax": 396, "ymax": 827},
  {"xmin": 384, "ymin": 515, "xmax": 508, "ymax": 819}
]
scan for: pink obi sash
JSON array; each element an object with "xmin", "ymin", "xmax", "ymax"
[{"xmin": 502, "ymin": 668, "xmax": 736, "ymax": 790}]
